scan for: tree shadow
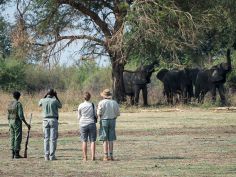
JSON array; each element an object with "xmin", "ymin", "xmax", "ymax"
[
  {"xmin": 150, "ymin": 156, "xmax": 186, "ymax": 160},
  {"xmin": 0, "ymin": 124, "xmax": 9, "ymax": 127}
]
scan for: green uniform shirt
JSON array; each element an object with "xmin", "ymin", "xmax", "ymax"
[
  {"xmin": 39, "ymin": 96, "xmax": 62, "ymax": 118},
  {"xmin": 8, "ymin": 99, "xmax": 25, "ymax": 120}
]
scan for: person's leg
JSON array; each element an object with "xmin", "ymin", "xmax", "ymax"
[
  {"xmin": 88, "ymin": 123, "xmax": 96, "ymax": 160},
  {"xmin": 43, "ymin": 119, "xmax": 50, "ymax": 160},
  {"xmin": 14, "ymin": 120, "xmax": 22, "ymax": 158},
  {"xmin": 103, "ymin": 141, "xmax": 109, "ymax": 161},
  {"xmin": 9, "ymin": 120, "xmax": 15, "ymax": 159},
  {"xmin": 80, "ymin": 125, "xmax": 89, "ymax": 161},
  {"xmin": 108, "ymin": 119, "xmax": 116, "ymax": 160},
  {"xmin": 49, "ymin": 119, "xmax": 58, "ymax": 160},
  {"xmin": 108, "ymin": 141, "xmax": 114, "ymax": 160},
  {"xmin": 90, "ymin": 142, "xmax": 95, "ymax": 160},
  {"xmin": 82, "ymin": 142, "xmax": 87, "ymax": 161}
]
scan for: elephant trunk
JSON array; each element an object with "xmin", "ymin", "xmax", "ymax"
[{"xmin": 227, "ymin": 49, "xmax": 232, "ymax": 72}]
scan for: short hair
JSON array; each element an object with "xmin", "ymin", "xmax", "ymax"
[
  {"xmin": 84, "ymin": 92, "xmax": 91, "ymax": 101},
  {"xmin": 13, "ymin": 91, "xmax": 21, "ymax": 100}
]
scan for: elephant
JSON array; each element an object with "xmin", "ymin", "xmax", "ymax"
[
  {"xmin": 195, "ymin": 49, "xmax": 232, "ymax": 105},
  {"xmin": 156, "ymin": 67, "xmax": 200, "ymax": 104},
  {"xmin": 123, "ymin": 61, "xmax": 158, "ymax": 106}
]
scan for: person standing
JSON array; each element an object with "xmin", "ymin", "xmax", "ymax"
[
  {"xmin": 39, "ymin": 89, "xmax": 62, "ymax": 161},
  {"xmin": 8, "ymin": 91, "xmax": 31, "ymax": 159},
  {"xmin": 78, "ymin": 92, "xmax": 97, "ymax": 161},
  {"xmin": 97, "ymin": 89, "xmax": 120, "ymax": 161}
]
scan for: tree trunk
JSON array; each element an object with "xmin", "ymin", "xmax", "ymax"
[{"xmin": 111, "ymin": 55, "xmax": 126, "ymax": 103}]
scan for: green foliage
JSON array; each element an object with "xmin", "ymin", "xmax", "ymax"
[
  {"xmin": 83, "ymin": 67, "xmax": 112, "ymax": 93},
  {"xmin": 24, "ymin": 66, "xmax": 66, "ymax": 92},
  {"xmin": 0, "ymin": 16, "xmax": 11, "ymax": 58},
  {"xmin": 125, "ymin": 0, "xmax": 236, "ymax": 66},
  {"xmin": 0, "ymin": 58, "xmax": 26, "ymax": 91}
]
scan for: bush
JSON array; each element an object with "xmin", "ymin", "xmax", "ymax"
[{"xmin": 0, "ymin": 58, "xmax": 26, "ymax": 91}]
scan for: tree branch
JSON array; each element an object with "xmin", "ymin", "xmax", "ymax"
[
  {"xmin": 56, "ymin": 0, "xmax": 112, "ymax": 38},
  {"xmin": 34, "ymin": 35, "xmax": 104, "ymax": 46}
]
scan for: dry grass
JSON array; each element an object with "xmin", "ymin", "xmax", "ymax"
[{"xmin": 0, "ymin": 108, "xmax": 236, "ymax": 177}]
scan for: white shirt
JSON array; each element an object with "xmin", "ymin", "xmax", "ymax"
[
  {"xmin": 97, "ymin": 99, "xmax": 120, "ymax": 119},
  {"xmin": 78, "ymin": 101, "xmax": 96, "ymax": 127}
]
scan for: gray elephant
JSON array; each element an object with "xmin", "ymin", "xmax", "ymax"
[
  {"xmin": 123, "ymin": 61, "xmax": 158, "ymax": 106},
  {"xmin": 195, "ymin": 49, "xmax": 232, "ymax": 105},
  {"xmin": 156, "ymin": 68, "xmax": 200, "ymax": 104}
]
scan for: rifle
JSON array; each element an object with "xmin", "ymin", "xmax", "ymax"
[{"xmin": 24, "ymin": 113, "xmax": 32, "ymax": 158}]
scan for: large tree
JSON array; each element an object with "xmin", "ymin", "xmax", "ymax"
[
  {"xmin": 16, "ymin": 0, "xmax": 133, "ymax": 102},
  {"xmin": 125, "ymin": 0, "xmax": 236, "ymax": 66}
]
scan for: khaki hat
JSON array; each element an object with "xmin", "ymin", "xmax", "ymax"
[{"xmin": 100, "ymin": 89, "xmax": 112, "ymax": 98}]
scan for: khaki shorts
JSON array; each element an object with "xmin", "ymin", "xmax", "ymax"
[
  {"xmin": 80, "ymin": 123, "xmax": 97, "ymax": 142},
  {"xmin": 99, "ymin": 119, "xmax": 116, "ymax": 141}
]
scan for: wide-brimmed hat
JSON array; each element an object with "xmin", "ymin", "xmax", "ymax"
[{"xmin": 100, "ymin": 89, "xmax": 112, "ymax": 98}]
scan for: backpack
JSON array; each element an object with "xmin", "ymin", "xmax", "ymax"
[{"xmin": 7, "ymin": 100, "xmax": 18, "ymax": 119}]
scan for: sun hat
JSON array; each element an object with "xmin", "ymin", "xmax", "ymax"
[{"xmin": 100, "ymin": 89, "xmax": 112, "ymax": 99}]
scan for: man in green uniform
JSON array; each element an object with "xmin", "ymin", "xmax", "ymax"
[{"xmin": 8, "ymin": 91, "xmax": 31, "ymax": 159}]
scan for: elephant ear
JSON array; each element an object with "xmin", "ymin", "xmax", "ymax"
[
  {"xmin": 211, "ymin": 69, "xmax": 224, "ymax": 82},
  {"xmin": 134, "ymin": 71, "xmax": 148, "ymax": 84}
]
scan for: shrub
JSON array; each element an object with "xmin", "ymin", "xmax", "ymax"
[{"xmin": 0, "ymin": 58, "xmax": 26, "ymax": 91}]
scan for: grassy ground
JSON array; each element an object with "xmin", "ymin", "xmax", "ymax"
[{"xmin": 0, "ymin": 108, "xmax": 235, "ymax": 177}]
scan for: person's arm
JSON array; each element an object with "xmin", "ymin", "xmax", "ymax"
[
  {"xmin": 54, "ymin": 92, "xmax": 62, "ymax": 108},
  {"xmin": 78, "ymin": 106, "xmax": 82, "ymax": 120},
  {"xmin": 38, "ymin": 99, "xmax": 42, "ymax": 107},
  {"xmin": 17, "ymin": 103, "xmax": 31, "ymax": 130},
  {"xmin": 115, "ymin": 101, "xmax": 120, "ymax": 117},
  {"xmin": 97, "ymin": 102, "xmax": 103, "ymax": 120}
]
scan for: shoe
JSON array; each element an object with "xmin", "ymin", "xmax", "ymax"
[
  {"xmin": 109, "ymin": 156, "xmax": 114, "ymax": 161},
  {"xmin": 14, "ymin": 150, "xmax": 23, "ymax": 159},
  {"xmin": 83, "ymin": 156, "xmax": 87, "ymax": 161},
  {"xmin": 12, "ymin": 150, "xmax": 15, "ymax": 159},
  {"xmin": 91, "ymin": 157, "xmax": 95, "ymax": 161},
  {"xmin": 49, "ymin": 156, "xmax": 57, "ymax": 161},
  {"xmin": 103, "ymin": 156, "xmax": 108, "ymax": 161},
  {"xmin": 45, "ymin": 156, "xmax": 49, "ymax": 161}
]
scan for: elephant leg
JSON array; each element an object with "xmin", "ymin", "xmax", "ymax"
[
  {"xmin": 211, "ymin": 85, "xmax": 217, "ymax": 104},
  {"xmin": 142, "ymin": 86, "xmax": 148, "ymax": 106},
  {"xmin": 199, "ymin": 91, "xmax": 205, "ymax": 104},
  {"xmin": 130, "ymin": 96, "xmax": 134, "ymax": 105},
  {"xmin": 218, "ymin": 84, "xmax": 226, "ymax": 106},
  {"xmin": 183, "ymin": 90, "xmax": 188, "ymax": 104},
  {"xmin": 167, "ymin": 92, "xmax": 173, "ymax": 105},
  {"xmin": 134, "ymin": 86, "xmax": 140, "ymax": 106}
]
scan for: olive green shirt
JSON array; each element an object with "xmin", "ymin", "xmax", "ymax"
[
  {"xmin": 38, "ymin": 96, "xmax": 62, "ymax": 119},
  {"xmin": 8, "ymin": 99, "xmax": 25, "ymax": 120}
]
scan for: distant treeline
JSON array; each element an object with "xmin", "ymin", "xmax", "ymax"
[{"xmin": 0, "ymin": 58, "xmax": 112, "ymax": 93}]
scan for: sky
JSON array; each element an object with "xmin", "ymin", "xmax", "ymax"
[{"xmin": 2, "ymin": 3, "xmax": 110, "ymax": 67}]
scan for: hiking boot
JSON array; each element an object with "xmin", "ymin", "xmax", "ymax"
[
  {"xmin": 108, "ymin": 156, "xmax": 114, "ymax": 161},
  {"xmin": 12, "ymin": 150, "xmax": 15, "ymax": 159},
  {"xmin": 14, "ymin": 150, "xmax": 23, "ymax": 159},
  {"xmin": 45, "ymin": 155, "xmax": 49, "ymax": 161},
  {"xmin": 50, "ymin": 156, "xmax": 57, "ymax": 161}
]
